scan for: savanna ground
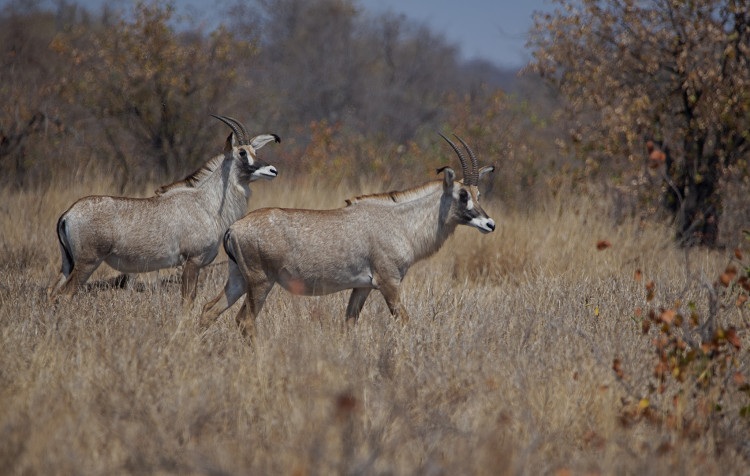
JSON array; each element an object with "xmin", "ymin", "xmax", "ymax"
[{"xmin": 1, "ymin": 176, "xmax": 749, "ymax": 475}]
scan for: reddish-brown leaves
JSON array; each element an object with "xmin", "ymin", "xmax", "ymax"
[
  {"xmin": 646, "ymin": 141, "xmax": 667, "ymax": 168},
  {"xmin": 726, "ymin": 328, "xmax": 741, "ymax": 350},
  {"xmin": 720, "ymin": 265, "xmax": 738, "ymax": 287},
  {"xmin": 660, "ymin": 309, "xmax": 676, "ymax": 324},
  {"xmin": 334, "ymin": 392, "xmax": 358, "ymax": 421},
  {"xmin": 621, "ymin": 248, "xmax": 750, "ymax": 429},
  {"xmin": 613, "ymin": 359, "xmax": 624, "ymax": 379}
]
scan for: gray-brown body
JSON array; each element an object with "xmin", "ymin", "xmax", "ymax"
[
  {"xmin": 200, "ymin": 135, "xmax": 495, "ymax": 338},
  {"xmin": 49, "ymin": 116, "xmax": 280, "ymax": 304}
]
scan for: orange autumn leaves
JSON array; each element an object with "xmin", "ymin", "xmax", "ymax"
[
  {"xmin": 718, "ymin": 250, "xmax": 750, "ymax": 306},
  {"xmin": 615, "ymin": 248, "xmax": 750, "ymax": 425},
  {"xmin": 646, "ymin": 140, "xmax": 666, "ymax": 168}
]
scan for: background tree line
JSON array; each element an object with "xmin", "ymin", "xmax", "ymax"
[
  {"xmin": 1, "ymin": 0, "xmax": 531, "ymax": 190},
  {"xmin": 528, "ymin": 0, "xmax": 750, "ymax": 246},
  {"xmin": 1, "ymin": 0, "xmax": 748, "ymax": 247}
]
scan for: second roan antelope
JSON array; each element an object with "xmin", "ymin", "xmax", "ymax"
[
  {"xmin": 49, "ymin": 115, "xmax": 280, "ymax": 305},
  {"xmin": 200, "ymin": 134, "xmax": 495, "ymax": 338}
]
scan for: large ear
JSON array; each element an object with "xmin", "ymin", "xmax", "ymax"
[
  {"xmin": 437, "ymin": 166, "xmax": 455, "ymax": 190},
  {"xmin": 250, "ymin": 134, "xmax": 281, "ymax": 150},
  {"xmin": 478, "ymin": 165, "xmax": 495, "ymax": 180},
  {"xmin": 223, "ymin": 132, "xmax": 237, "ymax": 152}
]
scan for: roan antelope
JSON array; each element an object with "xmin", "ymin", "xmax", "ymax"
[
  {"xmin": 49, "ymin": 115, "xmax": 280, "ymax": 305},
  {"xmin": 200, "ymin": 134, "xmax": 495, "ymax": 338}
]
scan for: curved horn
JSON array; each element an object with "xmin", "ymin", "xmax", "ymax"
[
  {"xmin": 453, "ymin": 135, "xmax": 479, "ymax": 186},
  {"xmin": 211, "ymin": 114, "xmax": 250, "ymax": 145},
  {"xmin": 439, "ymin": 133, "xmax": 471, "ymax": 183}
]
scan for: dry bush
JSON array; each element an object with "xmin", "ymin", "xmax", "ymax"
[
  {"xmin": 1, "ymin": 177, "xmax": 748, "ymax": 475},
  {"xmin": 528, "ymin": 0, "xmax": 750, "ymax": 246}
]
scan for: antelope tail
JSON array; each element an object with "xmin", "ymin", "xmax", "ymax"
[
  {"xmin": 223, "ymin": 229, "xmax": 237, "ymax": 263},
  {"xmin": 56, "ymin": 215, "xmax": 75, "ymax": 273}
]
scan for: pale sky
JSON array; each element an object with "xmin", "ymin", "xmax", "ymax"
[
  {"xmin": 360, "ymin": 0, "xmax": 554, "ymax": 68},
  {"xmin": 9, "ymin": 0, "xmax": 554, "ymax": 68}
]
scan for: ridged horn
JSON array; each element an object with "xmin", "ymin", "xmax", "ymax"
[
  {"xmin": 453, "ymin": 135, "xmax": 479, "ymax": 186},
  {"xmin": 439, "ymin": 133, "xmax": 471, "ymax": 183},
  {"xmin": 211, "ymin": 114, "xmax": 250, "ymax": 145}
]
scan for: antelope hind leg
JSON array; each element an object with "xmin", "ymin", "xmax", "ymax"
[
  {"xmin": 48, "ymin": 272, "xmax": 68, "ymax": 298},
  {"xmin": 53, "ymin": 261, "xmax": 101, "ymax": 297},
  {"xmin": 234, "ymin": 299, "xmax": 254, "ymax": 340},
  {"xmin": 199, "ymin": 261, "xmax": 246, "ymax": 330},
  {"xmin": 48, "ymin": 242, "xmax": 74, "ymax": 298},
  {"xmin": 235, "ymin": 281, "xmax": 273, "ymax": 341}
]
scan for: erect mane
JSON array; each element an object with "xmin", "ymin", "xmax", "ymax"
[
  {"xmin": 345, "ymin": 180, "xmax": 441, "ymax": 206},
  {"xmin": 154, "ymin": 155, "xmax": 224, "ymax": 195}
]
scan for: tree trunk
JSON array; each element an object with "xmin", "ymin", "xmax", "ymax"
[
  {"xmin": 671, "ymin": 165, "xmax": 720, "ymax": 247},
  {"xmin": 662, "ymin": 146, "xmax": 720, "ymax": 247}
]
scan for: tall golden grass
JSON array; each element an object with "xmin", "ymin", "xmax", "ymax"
[{"xmin": 1, "ymin": 176, "xmax": 748, "ymax": 475}]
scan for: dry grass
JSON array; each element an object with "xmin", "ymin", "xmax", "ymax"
[{"xmin": 1, "ymin": 177, "xmax": 748, "ymax": 475}]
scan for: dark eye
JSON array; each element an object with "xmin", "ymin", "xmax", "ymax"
[
  {"xmin": 239, "ymin": 149, "xmax": 248, "ymax": 158},
  {"xmin": 459, "ymin": 189, "xmax": 469, "ymax": 202}
]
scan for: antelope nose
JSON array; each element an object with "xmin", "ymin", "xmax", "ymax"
[
  {"xmin": 257, "ymin": 165, "xmax": 277, "ymax": 177},
  {"xmin": 487, "ymin": 219, "xmax": 496, "ymax": 231}
]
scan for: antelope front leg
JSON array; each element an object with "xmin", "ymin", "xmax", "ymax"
[
  {"xmin": 345, "ymin": 288, "xmax": 372, "ymax": 328},
  {"xmin": 378, "ymin": 281, "xmax": 410, "ymax": 324},
  {"xmin": 181, "ymin": 259, "xmax": 201, "ymax": 310}
]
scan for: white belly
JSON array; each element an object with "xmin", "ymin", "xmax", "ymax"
[
  {"xmin": 277, "ymin": 269, "xmax": 375, "ymax": 296},
  {"xmin": 104, "ymin": 253, "xmax": 183, "ymax": 274}
]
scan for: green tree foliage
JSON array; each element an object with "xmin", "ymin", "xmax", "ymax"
[{"xmin": 528, "ymin": 0, "xmax": 750, "ymax": 246}]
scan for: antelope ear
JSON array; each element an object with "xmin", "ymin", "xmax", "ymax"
[
  {"xmin": 224, "ymin": 132, "xmax": 237, "ymax": 152},
  {"xmin": 251, "ymin": 134, "xmax": 281, "ymax": 150},
  {"xmin": 437, "ymin": 166, "xmax": 455, "ymax": 190},
  {"xmin": 478, "ymin": 165, "xmax": 495, "ymax": 180}
]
